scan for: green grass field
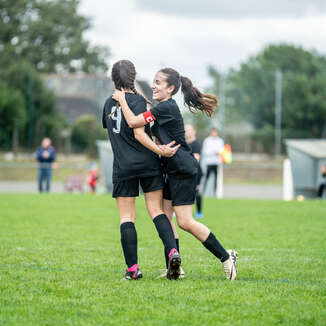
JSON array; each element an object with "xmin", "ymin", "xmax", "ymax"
[{"xmin": 0, "ymin": 194, "xmax": 325, "ymax": 325}]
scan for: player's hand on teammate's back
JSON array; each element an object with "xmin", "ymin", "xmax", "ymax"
[
  {"xmin": 158, "ymin": 141, "xmax": 180, "ymax": 157},
  {"xmin": 112, "ymin": 89, "xmax": 125, "ymax": 102}
]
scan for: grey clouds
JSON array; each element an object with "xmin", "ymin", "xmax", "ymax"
[{"xmin": 135, "ymin": 0, "xmax": 326, "ymax": 19}]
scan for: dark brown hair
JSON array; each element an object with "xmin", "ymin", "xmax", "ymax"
[
  {"xmin": 111, "ymin": 60, "xmax": 150, "ymax": 104},
  {"xmin": 159, "ymin": 68, "xmax": 218, "ymax": 117}
]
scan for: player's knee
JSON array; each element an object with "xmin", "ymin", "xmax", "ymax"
[
  {"xmin": 177, "ymin": 219, "xmax": 191, "ymax": 231},
  {"xmin": 179, "ymin": 217, "xmax": 197, "ymax": 232}
]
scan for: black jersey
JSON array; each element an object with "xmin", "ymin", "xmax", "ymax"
[
  {"xmin": 188, "ymin": 139, "xmax": 201, "ymax": 156},
  {"xmin": 150, "ymin": 99, "xmax": 197, "ymax": 176},
  {"xmin": 188, "ymin": 139, "xmax": 203, "ymax": 180},
  {"xmin": 102, "ymin": 93, "xmax": 161, "ymax": 182}
]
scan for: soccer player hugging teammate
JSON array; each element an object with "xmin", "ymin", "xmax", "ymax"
[
  {"xmin": 102, "ymin": 60, "xmax": 182, "ymax": 280},
  {"xmin": 113, "ymin": 67, "xmax": 238, "ymax": 280}
]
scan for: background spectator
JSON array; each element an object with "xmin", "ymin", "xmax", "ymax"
[
  {"xmin": 36, "ymin": 138, "xmax": 56, "ymax": 193},
  {"xmin": 88, "ymin": 163, "xmax": 99, "ymax": 193},
  {"xmin": 185, "ymin": 124, "xmax": 204, "ymax": 218},
  {"xmin": 202, "ymin": 128, "xmax": 224, "ymax": 196}
]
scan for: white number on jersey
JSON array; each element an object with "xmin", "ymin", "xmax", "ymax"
[{"xmin": 111, "ymin": 106, "xmax": 122, "ymax": 134}]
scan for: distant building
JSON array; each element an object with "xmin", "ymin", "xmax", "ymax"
[
  {"xmin": 285, "ymin": 139, "xmax": 326, "ymax": 198},
  {"xmin": 42, "ymin": 74, "xmax": 153, "ymax": 124}
]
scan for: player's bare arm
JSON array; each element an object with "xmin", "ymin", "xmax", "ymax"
[
  {"xmin": 133, "ymin": 127, "xmax": 180, "ymax": 157},
  {"xmin": 113, "ymin": 89, "xmax": 146, "ymax": 128},
  {"xmin": 193, "ymin": 153, "xmax": 200, "ymax": 162}
]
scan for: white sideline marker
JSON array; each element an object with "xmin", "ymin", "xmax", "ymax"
[
  {"xmin": 283, "ymin": 158, "xmax": 294, "ymax": 201},
  {"xmin": 216, "ymin": 164, "xmax": 224, "ymax": 199}
]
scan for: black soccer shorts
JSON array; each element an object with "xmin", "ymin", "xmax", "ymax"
[
  {"xmin": 163, "ymin": 173, "xmax": 197, "ymax": 206},
  {"xmin": 112, "ymin": 174, "xmax": 164, "ymax": 198}
]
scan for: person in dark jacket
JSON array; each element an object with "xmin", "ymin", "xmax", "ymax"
[{"xmin": 36, "ymin": 138, "xmax": 56, "ymax": 193}]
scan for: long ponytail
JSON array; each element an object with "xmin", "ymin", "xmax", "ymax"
[
  {"xmin": 159, "ymin": 68, "xmax": 218, "ymax": 117},
  {"xmin": 180, "ymin": 76, "xmax": 218, "ymax": 117}
]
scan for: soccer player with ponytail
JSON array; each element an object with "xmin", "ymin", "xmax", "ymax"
[
  {"xmin": 103, "ymin": 61, "xmax": 182, "ymax": 280},
  {"xmin": 113, "ymin": 67, "xmax": 238, "ymax": 280}
]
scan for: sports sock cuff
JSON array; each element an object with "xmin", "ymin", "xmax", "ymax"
[
  {"xmin": 153, "ymin": 213, "xmax": 166, "ymax": 223},
  {"xmin": 120, "ymin": 221, "xmax": 135, "ymax": 232}
]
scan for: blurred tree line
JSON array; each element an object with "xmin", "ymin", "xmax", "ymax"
[
  {"xmin": 198, "ymin": 44, "xmax": 326, "ymax": 153},
  {"xmin": 0, "ymin": 0, "xmax": 109, "ymax": 153}
]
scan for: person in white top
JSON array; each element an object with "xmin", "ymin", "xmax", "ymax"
[{"xmin": 202, "ymin": 128, "xmax": 224, "ymax": 195}]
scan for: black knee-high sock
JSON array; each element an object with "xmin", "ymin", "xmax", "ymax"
[
  {"xmin": 175, "ymin": 238, "xmax": 179, "ymax": 252},
  {"xmin": 164, "ymin": 238, "xmax": 179, "ymax": 268},
  {"xmin": 120, "ymin": 222, "xmax": 138, "ymax": 268},
  {"xmin": 153, "ymin": 214, "xmax": 177, "ymax": 255},
  {"xmin": 202, "ymin": 232, "xmax": 229, "ymax": 262},
  {"xmin": 196, "ymin": 190, "xmax": 202, "ymax": 213}
]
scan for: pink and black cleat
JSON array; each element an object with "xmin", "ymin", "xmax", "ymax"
[
  {"xmin": 123, "ymin": 264, "xmax": 143, "ymax": 280},
  {"xmin": 167, "ymin": 249, "xmax": 182, "ymax": 280}
]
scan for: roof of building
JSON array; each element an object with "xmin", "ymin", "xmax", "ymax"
[
  {"xmin": 285, "ymin": 139, "xmax": 326, "ymax": 158},
  {"xmin": 42, "ymin": 74, "xmax": 153, "ymax": 123}
]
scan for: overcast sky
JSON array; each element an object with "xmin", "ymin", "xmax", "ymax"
[{"xmin": 80, "ymin": 0, "xmax": 326, "ymax": 89}]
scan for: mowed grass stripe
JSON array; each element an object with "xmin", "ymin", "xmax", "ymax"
[{"xmin": 0, "ymin": 194, "xmax": 325, "ymax": 326}]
